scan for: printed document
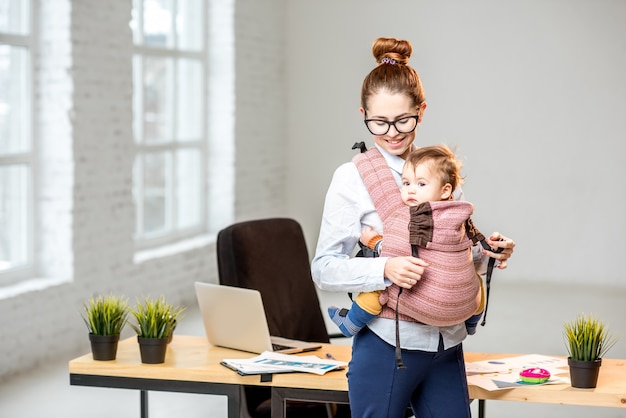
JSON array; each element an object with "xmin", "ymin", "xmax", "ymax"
[{"xmin": 221, "ymin": 351, "xmax": 347, "ymax": 376}]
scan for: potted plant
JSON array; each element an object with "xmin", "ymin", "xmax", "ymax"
[
  {"xmin": 81, "ymin": 294, "xmax": 129, "ymax": 361},
  {"xmin": 563, "ymin": 312, "xmax": 619, "ymax": 388},
  {"xmin": 129, "ymin": 296, "xmax": 185, "ymax": 364}
]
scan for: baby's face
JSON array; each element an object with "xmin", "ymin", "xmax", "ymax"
[{"xmin": 400, "ymin": 162, "xmax": 447, "ymax": 206}]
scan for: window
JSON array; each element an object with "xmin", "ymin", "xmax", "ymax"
[
  {"xmin": 131, "ymin": 0, "xmax": 208, "ymax": 248},
  {"xmin": 0, "ymin": 0, "xmax": 34, "ymax": 283}
]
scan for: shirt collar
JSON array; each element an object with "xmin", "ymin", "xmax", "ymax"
[{"xmin": 373, "ymin": 143, "xmax": 413, "ymax": 176}]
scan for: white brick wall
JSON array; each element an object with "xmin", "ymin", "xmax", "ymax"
[
  {"xmin": 233, "ymin": 0, "xmax": 287, "ymax": 221},
  {"xmin": 0, "ymin": 0, "xmax": 288, "ymax": 382}
]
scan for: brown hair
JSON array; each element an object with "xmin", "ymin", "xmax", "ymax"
[
  {"xmin": 361, "ymin": 37, "xmax": 426, "ymax": 112},
  {"xmin": 404, "ymin": 145, "xmax": 464, "ymax": 194}
]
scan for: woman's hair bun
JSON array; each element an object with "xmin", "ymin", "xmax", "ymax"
[{"xmin": 372, "ymin": 37, "xmax": 412, "ymax": 65}]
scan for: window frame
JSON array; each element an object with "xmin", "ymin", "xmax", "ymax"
[
  {"xmin": 0, "ymin": 0, "xmax": 36, "ymax": 285},
  {"xmin": 132, "ymin": 0, "xmax": 209, "ymax": 250}
]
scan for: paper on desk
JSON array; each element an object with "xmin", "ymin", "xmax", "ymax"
[
  {"xmin": 466, "ymin": 354, "xmax": 570, "ymax": 391},
  {"xmin": 221, "ymin": 351, "xmax": 347, "ymax": 376}
]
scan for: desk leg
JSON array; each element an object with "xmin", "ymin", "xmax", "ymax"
[
  {"xmin": 137, "ymin": 388, "xmax": 238, "ymax": 418},
  {"xmin": 228, "ymin": 387, "xmax": 242, "ymax": 418},
  {"xmin": 270, "ymin": 387, "xmax": 349, "ymax": 418},
  {"xmin": 271, "ymin": 387, "xmax": 287, "ymax": 418},
  {"xmin": 478, "ymin": 399, "xmax": 485, "ymax": 418},
  {"xmin": 141, "ymin": 390, "xmax": 149, "ymax": 418}
]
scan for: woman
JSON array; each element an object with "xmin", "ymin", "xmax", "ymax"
[{"xmin": 311, "ymin": 37, "xmax": 515, "ymax": 418}]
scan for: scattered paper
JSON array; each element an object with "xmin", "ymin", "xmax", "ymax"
[
  {"xmin": 466, "ymin": 354, "xmax": 570, "ymax": 391},
  {"xmin": 221, "ymin": 351, "xmax": 348, "ymax": 376}
]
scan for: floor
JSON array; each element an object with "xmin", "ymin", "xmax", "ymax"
[{"xmin": 1, "ymin": 281, "xmax": 626, "ymax": 418}]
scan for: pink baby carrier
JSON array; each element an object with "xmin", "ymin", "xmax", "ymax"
[{"xmin": 353, "ymin": 144, "xmax": 500, "ymax": 367}]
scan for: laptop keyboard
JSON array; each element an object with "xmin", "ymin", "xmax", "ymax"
[{"xmin": 272, "ymin": 343, "xmax": 292, "ymax": 351}]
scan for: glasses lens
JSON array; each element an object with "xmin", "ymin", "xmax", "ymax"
[
  {"xmin": 365, "ymin": 120, "xmax": 390, "ymax": 135},
  {"xmin": 394, "ymin": 116, "xmax": 418, "ymax": 134}
]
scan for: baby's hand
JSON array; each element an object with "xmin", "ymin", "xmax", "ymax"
[{"xmin": 360, "ymin": 226, "xmax": 381, "ymax": 245}]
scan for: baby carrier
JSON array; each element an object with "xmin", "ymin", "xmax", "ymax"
[{"xmin": 352, "ymin": 142, "xmax": 501, "ymax": 367}]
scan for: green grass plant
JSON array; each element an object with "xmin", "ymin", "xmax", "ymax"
[
  {"xmin": 82, "ymin": 294, "xmax": 129, "ymax": 336},
  {"xmin": 563, "ymin": 313, "xmax": 619, "ymax": 361},
  {"xmin": 130, "ymin": 296, "xmax": 185, "ymax": 339}
]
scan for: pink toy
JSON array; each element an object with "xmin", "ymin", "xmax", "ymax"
[{"xmin": 519, "ymin": 368, "xmax": 550, "ymax": 384}]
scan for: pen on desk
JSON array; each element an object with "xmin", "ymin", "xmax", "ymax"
[{"xmin": 326, "ymin": 352, "xmax": 346, "ymax": 371}]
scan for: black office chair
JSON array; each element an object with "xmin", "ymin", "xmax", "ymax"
[{"xmin": 216, "ymin": 217, "xmax": 349, "ymax": 418}]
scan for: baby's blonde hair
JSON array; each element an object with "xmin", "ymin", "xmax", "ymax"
[{"xmin": 404, "ymin": 145, "xmax": 464, "ymax": 195}]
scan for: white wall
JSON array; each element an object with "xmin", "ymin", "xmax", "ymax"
[
  {"xmin": 233, "ymin": 0, "xmax": 289, "ymax": 221},
  {"xmin": 0, "ymin": 0, "xmax": 288, "ymax": 382},
  {"xmin": 286, "ymin": 0, "xmax": 626, "ymax": 286}
]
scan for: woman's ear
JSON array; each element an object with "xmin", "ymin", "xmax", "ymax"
[
  {"xmin": 360, "ymin": 107, "xmax": 365, "ymax": 116},
  {"xmin": 418, "ymin": 102, "xmax": 428, "ymax": 120},
  {"xmin": 441, "ymin": 183, "xmax": 453, "ymax": 200}
]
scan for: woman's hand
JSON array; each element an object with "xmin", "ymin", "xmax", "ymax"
[
  {"xmin": 384, "ymin": 256, "xmax": 429, "ymax": 289},
  {"xmin": 483, "ymin": 232, "xmax": 515, "ymax": 269}
]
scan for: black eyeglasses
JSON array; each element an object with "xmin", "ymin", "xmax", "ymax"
[{"xmin": 364, "ymin": 114, "xmax": 420, "ymax": 136}]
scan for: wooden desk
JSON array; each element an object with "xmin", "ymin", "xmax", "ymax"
[
  {"xmin": 465, "ymin": 353, "xmax": 626, "ymax": 412},
  {"xmin": 272, "ymin": 351, "xmax": 626, "ymax": 418},
  {"xmin": 70, "ymin": 335, "xmax": 268, "ymax": 418},
  {"xmin": 69, "ymin": 335, "xmax": 350, "ymax": 418},
  {"xmin": 69, "ymin": 335, "xmax": 626, "ymax": 418}
]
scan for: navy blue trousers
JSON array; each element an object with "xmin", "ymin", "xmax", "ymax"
[{"xmin": 347, "ymin": 327, "xmax": 471, "ymax": 418}]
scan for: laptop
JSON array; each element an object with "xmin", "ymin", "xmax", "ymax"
[{"xmin": 194, "ymin": 282, "xmax": 322, "ymax": 354}]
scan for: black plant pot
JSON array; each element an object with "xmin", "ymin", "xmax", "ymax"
[
  {"xmin": 568, "ymin": 357, "xmax": 602, "ymax": 388},
  {"xmin": 89, "ymin": 334, "xmax": 120, "ymax": 361},
  {"xmin": 167, "ymin": 321, "xmax": 177, "ymax": 344},
  {"xmin": 137, "ymin": 336, "xmax": 169, "ymax": 364}
]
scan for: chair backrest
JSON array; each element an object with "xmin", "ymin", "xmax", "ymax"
[{"xmin": 216, "ymin": 218, "xmax": 330, "ymax": 344}]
